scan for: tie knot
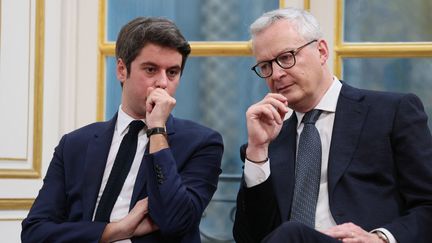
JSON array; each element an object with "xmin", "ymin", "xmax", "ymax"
[
  {"xmin": 302, "ymin": 109, "xmax": 322, "ymax": 124},
  {"xmin": 128, "ymin": 120, "xmax": 145, "ymax": 135}
]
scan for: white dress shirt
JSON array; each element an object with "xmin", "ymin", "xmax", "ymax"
[
  {"xmin": 244, "ymin": 77, "xmax": 396, "ymax": 242},
  {"xmin": 93, "ymin": 105, "xmax": 148, "ymax": 243}
]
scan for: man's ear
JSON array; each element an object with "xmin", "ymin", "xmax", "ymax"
[
  {"xmin": 116, "ymin": 58, "xmax": 127, "ymax": 83},
  {"xmin": 317, "ymin": 39, "xmax": 329, "ymax": 65}
]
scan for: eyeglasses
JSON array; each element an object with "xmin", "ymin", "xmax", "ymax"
[{"xmin": 251, "ymin": 40, "xmax": 318, "ymax": 78}]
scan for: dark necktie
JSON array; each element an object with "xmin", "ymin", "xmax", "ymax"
[
  {"xmin": 290, "ymin": 109, "xmax": 323, "ymax": 227},
  {"xmin": 94, "ymin": 120, "xmax": 145, "ymax": 222}
]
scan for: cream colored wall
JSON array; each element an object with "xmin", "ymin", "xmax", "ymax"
[
  {"xmin": 0, "ymin": 0, "xmax": 98, "ymax": 242},
  {"xmin": 0, "ymin": 1, "xmax": 47, "ymax": 241},
  {"xmin": 309, "ymin": 0, "xmax": 336, "ymax": 72}
]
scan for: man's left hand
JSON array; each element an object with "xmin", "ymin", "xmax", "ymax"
[
  {"xmin": 322, "ymin": 222, "xmax": 386, "ymax": 243},
  {"xmin": 145, "ymin": 87, "xmax": 176, "ymax": 128}
]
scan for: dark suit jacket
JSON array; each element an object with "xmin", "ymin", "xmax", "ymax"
[
  {"xmin": 233, "ymin": 84, "xmax": 432, "ymax": 243},
  {"xmin": 22, "ymin": 114, "xmax": 223, "ymax": 243}
]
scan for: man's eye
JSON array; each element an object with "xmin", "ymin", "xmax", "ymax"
[
  {"xmin": 143, "ymin": 67, "xmax": 156, "ymax": 74},
  {"xmin": 259, "ymin": 62, "xmax": 271, "ymax": 71},
  {"xmin": 167, "ymin": 69, "xmax": 180, "ymax": 78},
  {"xmin": 277, "ymin": 53, "xmax": 293, "ymax": 64}
]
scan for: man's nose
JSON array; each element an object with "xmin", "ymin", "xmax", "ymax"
[
  {"xmin": 155, "ymin": 72, "xmax": 168, "ymax": 89},
  {"xmin": 271, "ymin": 61, "xmax": 285, "ymax": 80}
]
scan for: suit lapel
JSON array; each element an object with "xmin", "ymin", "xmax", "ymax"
[
  {"xmin": 82, "ymin": 116, "xmax": 117, "ymax": 220},
  {"xmin": 328, "ymin": 85, "xmax": 368, "ymax": 197},
  {"xmin": 270, "ymin": 113, "xmax": 297, "ymax": 221}
]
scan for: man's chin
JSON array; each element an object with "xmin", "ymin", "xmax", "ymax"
[
  {"xmin": 279, "ymin": 90, "xmax": 296, "ymax": 102},
  {"xmin": 285, "ymin": 96, "xmax": 302, "ymax": 110}
]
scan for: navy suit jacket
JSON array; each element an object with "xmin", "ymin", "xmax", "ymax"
[
  {"xmin": 22, "ymin": 114, "xmax": 223, "ymax": 243},
  {"xmin": 233, "ymin": 84, "xmax": 432, "ymax": 243}
]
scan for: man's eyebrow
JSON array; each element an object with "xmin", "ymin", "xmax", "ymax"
[
  {"xmin": 167, "ymin": 65, "xmax": 182, "ymax": 69},
  {"xmin": 139, "ymin": 61, "xmax": 157, "ymax": 67},
  {"xmin": 256, "ymin": 48, "xmax": 295, "ymax": 63},
  {"xmin": 139, "ymin": 62, "xmax": 181, "ymax": 69}
]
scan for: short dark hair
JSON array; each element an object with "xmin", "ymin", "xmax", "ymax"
[{"xmin": 115, "ymin": 17, "xmax": 191, "ymax": 76}]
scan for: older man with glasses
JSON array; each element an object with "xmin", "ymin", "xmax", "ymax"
[{"xmin": 233, "ymin": 7, "xmax": 432, "ymax": 243}]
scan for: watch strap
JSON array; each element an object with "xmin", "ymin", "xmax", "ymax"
[{"xmin": 146, "ymin": 127, "xmax": 167, "ymax": 138}]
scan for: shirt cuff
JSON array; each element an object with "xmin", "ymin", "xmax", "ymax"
[
  {"xmin": 244, "ymin": 158, "xmax": 271, "ymax": 188},
  {"xmin": 371, "ymin": 228, "xmax": 397, "ymax": 243}
]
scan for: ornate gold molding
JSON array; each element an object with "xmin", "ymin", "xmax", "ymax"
[
  {"xmin": 99, "ymin": 41, "xmax": 253, "ymax": 57},
  {"xmin": 334, "ymin": 0, "xmax": 343, "ymax": 77},
  {"xmin": 32, "ymin": 0, "xmax": 44, "ymax": 179},
  {"xmin": 304, "ymin": 0, "xmax": 311, "ymax": 10},
  {"xmin": 0, "ymin": 169, "xmax": 39, "ymax": 179},
  {"xmin": 189, "ymin": 41, "xmax": 252, "ymax": 56},
  {"xmin": 0, "ymin": 199, "xmax": 34, "ymax": 210},
  {"xmin": 97, "ymin": 0, "xmax": 107, "ymax": 121},
  {"xmin": 335, "ymin": 43, "xmax": 432, "ymax": 57},
  {"xmin": 0, "ymin": 0, "xmax": 44, "ymax": 179}
]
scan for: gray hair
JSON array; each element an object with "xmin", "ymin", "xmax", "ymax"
[{"xmin": 250, "ymin": 7, "xmax": 323, "ymax": 41}]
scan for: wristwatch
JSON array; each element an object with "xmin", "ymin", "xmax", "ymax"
[
  {"xmin": 146, "ymin": 127, "xmax": 167, "ymax": 138},
  {"xmin": 374, "ymin": 231, "xmax": 390, "ymax": 243}
]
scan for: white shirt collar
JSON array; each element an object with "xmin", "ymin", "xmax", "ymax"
[
  {"xmin": 295, "ymin": 76, "xmax": 342, "ymax": 122},
  {"xmin": 116, "ymin": 105, "xmax": 146, "ymax": 136},
  {"xmin": 315, "ymin": 76, "xmax": 342, "ymax": 113}
]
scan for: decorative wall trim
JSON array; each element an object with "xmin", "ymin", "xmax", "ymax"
[
  {"xmin": 96, "ymin": 0, "xmax": 106, "ymax": 121},
  {"xmin": 0, "ymin": 0, "xmax": 44, "ymax": 179},
  {"xmin": 0, "ymin": 199, "xmax": 33, "ymax": 210},
  {"xmin": 99, "ymin": 41, "xmax": 253, "ymax": 57},
  {"xmin": 304, "ymin": 0, "xmax": 310, "ymax": 10}
]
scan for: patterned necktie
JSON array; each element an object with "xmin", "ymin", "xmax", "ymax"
[
  {"xmin": 94, "ymin": 120, "xmax": 145, "ymax": 222},
  {"xmin": 290, "ymin": 109, "xmax": 323, "ymax": 228}
]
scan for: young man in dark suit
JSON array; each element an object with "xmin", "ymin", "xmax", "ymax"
[{"xmin": 22, "ymin": 17, "xmax": 223, "ymax": 243}]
